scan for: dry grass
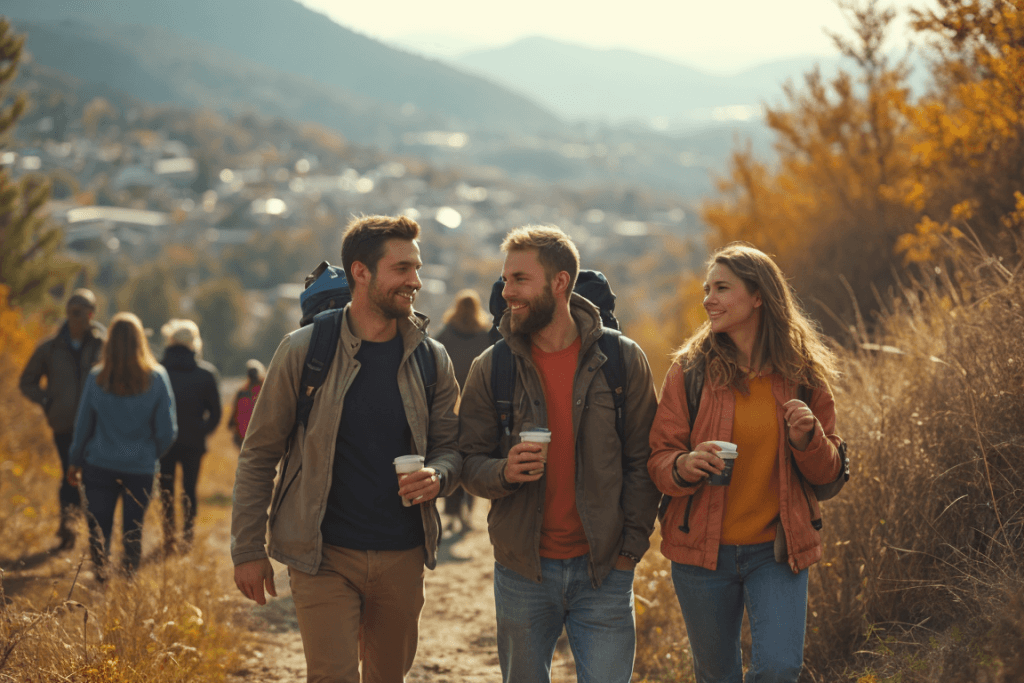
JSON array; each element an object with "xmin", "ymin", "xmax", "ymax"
[{"xmin": 802, "ymin": 239, "xmax": 1024, "ymax": 682}]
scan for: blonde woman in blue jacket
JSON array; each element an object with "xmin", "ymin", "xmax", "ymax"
[{"xmin": 68, "ymin": 313, "xmax": 177, "ymax": 579}]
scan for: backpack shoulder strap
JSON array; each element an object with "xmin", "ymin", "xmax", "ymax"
[
  {"xmin": 596, "ymin": 329, "xmax": 625, "ymax": 446},
  {"xmin": 295, "ymin": 308, "xmax": 343, "ymax": 430},
  {"xmin": 413, "ymin": 337, "xmax": 438, "ymax": 410},
  {"xmin": 490, "ymin": 339, "xmax": 515, "ymax": 437},
  {"xmin": 682, "ymin": 355, "xmax": 706, "ymax": 433}
]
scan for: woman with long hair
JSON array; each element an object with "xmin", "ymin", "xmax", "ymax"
[
  {"xmin": 67, "ymin": 312, "xmax": 177, "ymax": 579},
  {"xmin": 648, "ymin": 243, "xmax": 845, "ymax": 682},
  {"xmin": 434, "ymin": 289, "xmax": 496, "ymax": 532}
]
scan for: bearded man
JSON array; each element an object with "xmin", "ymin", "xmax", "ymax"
[{"xmin": 458, "ymin": 225, "xmax": 660, "ymax": 683}]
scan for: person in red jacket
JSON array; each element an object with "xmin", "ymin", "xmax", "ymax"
[
  {"xmin": 648, "ymin": 242, "xmax": 845, "ymax": 683},
  {"xmin": 228, "ymin": 359, "xmax": 266, "ymax": 447}
]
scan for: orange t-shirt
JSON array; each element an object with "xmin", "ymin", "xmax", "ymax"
[
  {"xmin": 720, "ymin": 375, "xmax": 780, "ymax": 545},
  {"xmin": 533, "ymin": 337, "xmax": 590, "ymax": 559}
]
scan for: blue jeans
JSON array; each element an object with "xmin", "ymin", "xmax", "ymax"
[
  {"xmin": 82, "ymin": 463, "xmax": 154, "ymax": 575},
  {"xmin": 671, "ymin": 542, "xmax": 809, "ymax": 683},
  {"xmin": 494, "ymin": 556, "xmax": 636, "ymax": 683}
]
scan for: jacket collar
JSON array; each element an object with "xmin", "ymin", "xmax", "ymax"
[
  {"xmin": 57, "ymin": 320, "xmax": 105, "ymax": 346},
  {"xmin": 499, "ymin": 292, "xmax": 604, "ymax": 358},
  {"xmin": 337, "ymin": 303, "xmax": 430, "ymax": 359}
]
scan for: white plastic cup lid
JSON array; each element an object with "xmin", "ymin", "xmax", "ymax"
[
  {"xmin": 520, "ymin": 429, "xmax": 551, "ymax": 443},
  {"xmin": 709, "ymin": 441, "xmax": 738, "ymax": 457},
  {"xmin": 393, "ymin": 455, "xmax": 424, "ymax": 467}
]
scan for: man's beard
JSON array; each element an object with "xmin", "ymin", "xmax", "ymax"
[
  {"xmin": 369, "ymin": 275, "xmax": 413, "ymax": 320},
  {"xmin": 510, "ymin": 283, "xmax": 557, "ymax": 336}
]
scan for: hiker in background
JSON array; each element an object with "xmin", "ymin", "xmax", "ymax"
[
  {"xmin": 648, "ymin": 243, "xmax": 845, "ymax": 683},
  {"xmin": 459, "ymin": 225, "xmax": 660, "ymax": 683},
  {"xmin": 67, "ymin": 312, "xmax": 177, "ymax": 580},
  {"xmin": 433, "ymin": 288, "xmax": 495, "ymax": 533},
  {"xmin": 158, "ymin": 319, "xmax": 222, "ymax": 553},
  {"xmin": 19, "ymin": 288, "xmax": 106, "ymax": 551},
  {"xmin": 232, "ymin": 215, "xmax": 462, "ymax": 683},
  {"xmin": 228, "ymin": 359, "xmax": 266, "ymax": 447}
]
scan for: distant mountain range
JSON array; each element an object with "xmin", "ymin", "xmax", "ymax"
[
  {"xmin": 454, "ymin": 37, "xmax": 846, "ymax": 127},
  {"xmin": 7, "ymin": 0, "xmax": 877, "ymax": 195},
  {"xmin": 4, "ymin": 0, "xmax": 562, "ymax": 134}
]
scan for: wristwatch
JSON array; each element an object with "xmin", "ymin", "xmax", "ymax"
[{"xmin": 619, "ymin": 550, "xmax": 641, "ymax": 563}]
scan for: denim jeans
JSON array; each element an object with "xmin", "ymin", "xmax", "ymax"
[
  {"xmin": 81, "ymin": 463, "xmax": 154, "ymax": 575},
  {"xmin": 671, "ymin": 542, "xmax": 809, "ymax": 683},
  {"xmin": 494, "ymin": 556, "xmax": 636, "ymax": 683}
]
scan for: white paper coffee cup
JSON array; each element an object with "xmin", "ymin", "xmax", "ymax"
[
  {"xmin": 707, "ymin": 441, "xmax": 738, "ymax": 486},
  {"xmin": 394, "ymin": 455, "xmax": 425, "ymax": 506},
  {"xmin": 519, "ymin": 428, "xmax": 551, "ymax": 476}
]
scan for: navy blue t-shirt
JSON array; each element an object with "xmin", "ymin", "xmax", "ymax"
[{"xmin": 320, "ymin": 334, "xmax": 425, "ymax": 550}]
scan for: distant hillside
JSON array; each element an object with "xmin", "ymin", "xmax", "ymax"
[
  {"xmin": 3, "ymin": 0, "xmax": 563, "ymax": 133},
  {"xmin": 454, "ymin": 37, "xmax": 845, "ymax": 126},
  {"xmin": 17, "ymin": 20, "xmax": 453, "ymax": 150}
]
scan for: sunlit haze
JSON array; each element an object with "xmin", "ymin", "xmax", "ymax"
[{"xmin": 298, "ymin": 0, "xmax": 924, "ymax": 72}]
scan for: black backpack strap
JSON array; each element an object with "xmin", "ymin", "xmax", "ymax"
[
  {"xmin": 413, "ymin": 337, "xmax": 438, "ymax": 410},
  {"xmin": 683, "ymin": 355, "xmax": 706, "ymax": 433},
  {"xmin": 490, "ymin": 339, "xmax": 515, "ymax": 439},
  {"xmin": 660, "ymin": 355, "xmax": 706, "ymax": 523},
  {"xmin": 295, "ymin": 308, "xmax": 344, "ymax": 431},
  {"xmin": 596, "ymin": 329, "xmax": 625, "ymax": 446}
]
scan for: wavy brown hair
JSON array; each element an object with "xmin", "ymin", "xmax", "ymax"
[
  {"xmin": 96, "ymin": 312, "xmax": 160, "ymax": 396},
  {"xmin": 674, "ymin": 242, "xmax": 839, "ymax": 391},
  {"xmin": 442, "ymin": 289, "xmax": 490, "ymax": 334}
]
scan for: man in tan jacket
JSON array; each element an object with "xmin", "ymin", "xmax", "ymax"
[
  {"xmin": 458, "ymin": 225, "xmax": 660, "ymax": 683},
  {"xmin": 231, "ymin": 215, "xmax": 462, "ymax": 683}
]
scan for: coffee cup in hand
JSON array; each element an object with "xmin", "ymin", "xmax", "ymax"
[
  {"xmin": 393, "ymin": 455, "xmax": 425, "ymax": 506},
  {"xmin": 519, "ymin": 428, "xmax": 551, "ymax": 476},
  {"xmin": 707, "ymin": 441, "xmax": 738, "ymax": 486}
]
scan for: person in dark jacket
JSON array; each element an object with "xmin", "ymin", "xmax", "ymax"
[
  {"xmin": 19, "ymin": 289, "xmax": 106, "ymax": 550},
  {"xmin": 158, "ymin": 319, "xmax": 222, "ymax": 552},
  {"xmin": 434, "ymin": 289, "xmax": 495, "ymax": 532}
]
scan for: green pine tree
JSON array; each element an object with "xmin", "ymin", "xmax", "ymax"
[{"xmin": 0, "ymin": 18, "xmax": 78, "ymax": 310}]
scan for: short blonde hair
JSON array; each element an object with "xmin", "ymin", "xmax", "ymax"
[{"xmin": 161, "ymin": 318, "xmax": 203, "ymax": 355}]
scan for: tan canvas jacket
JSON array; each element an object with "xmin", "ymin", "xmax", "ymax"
[
  {"xmin": 458, "ymin": 294, "xmax": 661, "ymax": 587},
  {"xmin": 230, "ymin": 306, "xmax": 462, "ymax": 573}
]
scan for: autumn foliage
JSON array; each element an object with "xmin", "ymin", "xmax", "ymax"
[{"xmin": 700, "ymin": 0, "xmax": 1023, "ymax": 337}]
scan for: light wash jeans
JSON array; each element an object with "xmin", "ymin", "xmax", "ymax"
[
  {"xmin": 671, "ymin": 541, "xmax": 809, "ymax": 683},
  {"xmin": 494, "ymin": 556, "xmax": 636, "ymax": 683}
]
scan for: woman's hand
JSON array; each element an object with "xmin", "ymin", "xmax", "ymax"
[
  {"xmin": 783, "ymin": 399, "xmax": 816, "ymax": 450},
  {"xmin": 674, "ymin": 442, "xmax": 725, "ymax": 483},
  {"xmin": 66, "ymin": 465, "xmax": 82, "ymax": 487}
]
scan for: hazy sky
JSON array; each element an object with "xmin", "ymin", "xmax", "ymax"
[{"xmin": 298, "ymin": 0, "xmax": 925, "ymax": 72}]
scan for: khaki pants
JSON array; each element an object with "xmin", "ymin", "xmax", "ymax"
[{"xmin": 290, "ymin": 545, "xmax": 425, "ymax": 683}]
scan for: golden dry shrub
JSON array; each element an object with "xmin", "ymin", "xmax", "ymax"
[{"xmin": 804, "ymin": 238, "xmax": 1024, "ymax": 681}]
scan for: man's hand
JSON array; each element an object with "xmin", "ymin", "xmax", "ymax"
[
  {"xmin": 783, "ymin": 399, "xmax": 816, "ymax": 450},
  {"xmin": 399, "ymin": 467, "xmax": 441, "ymax": 505},
  {"xmin": 503, "ymin": 442, "xmax": 545, "ymax": 484},
  {"xmin": 234, "ymin": 558, "xmax": 277, "ymax": 605},
  {"xmin": 66, "ymin": 465, "xmax": 81, "ymax": 487}
]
